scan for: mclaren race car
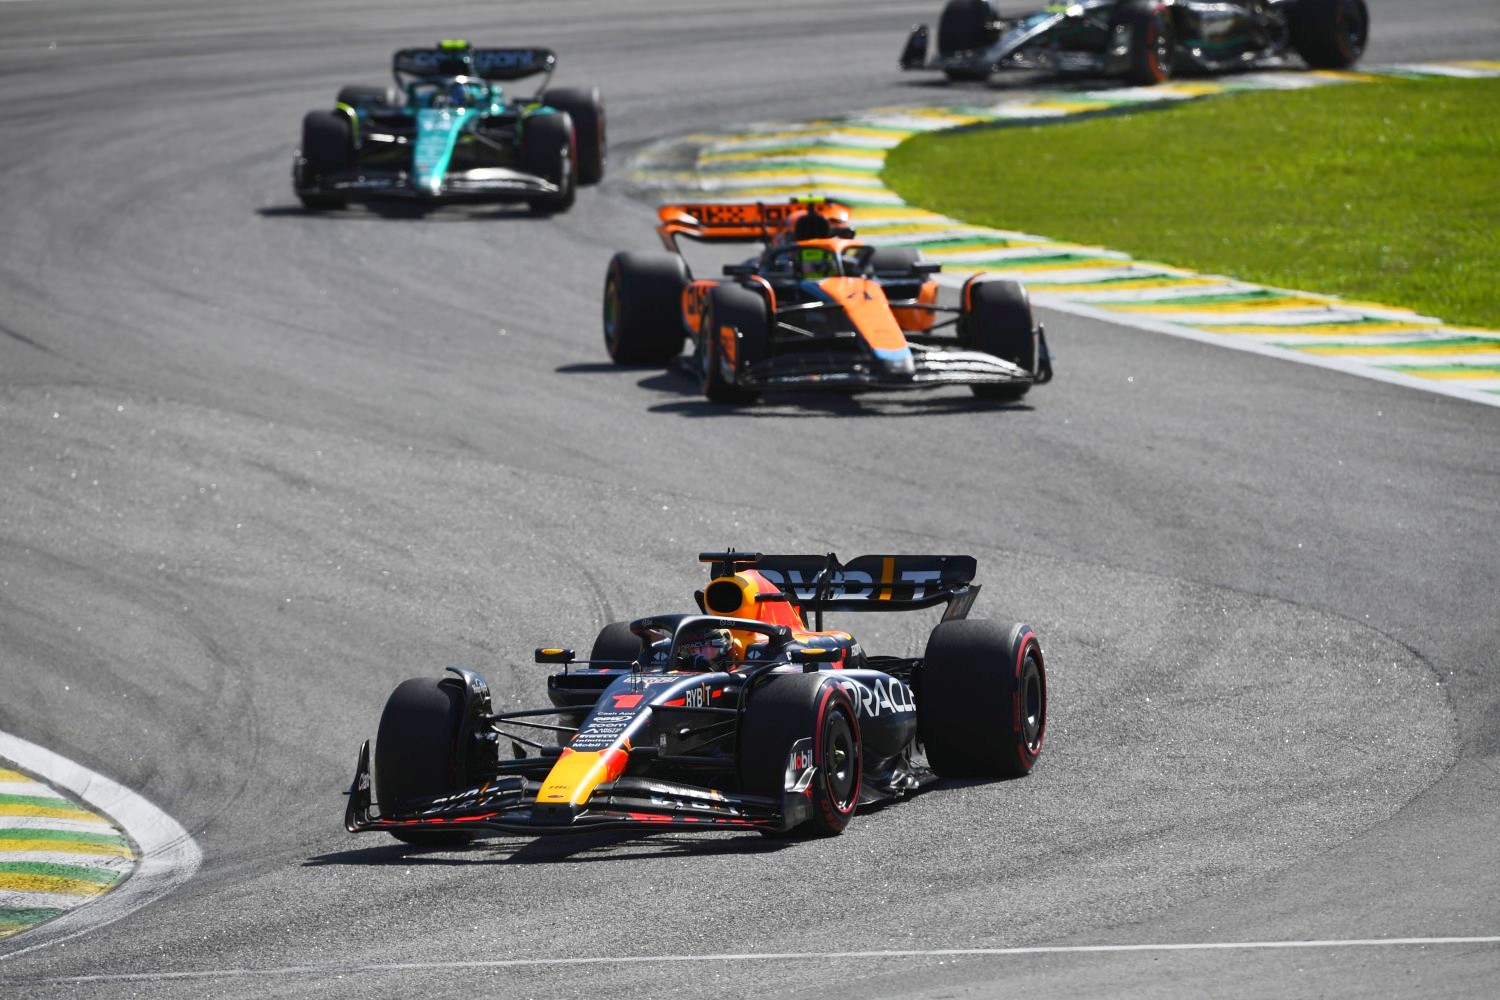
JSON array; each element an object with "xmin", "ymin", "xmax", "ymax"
[
  {"xmin": 900, "ymin": 0, "xmax": 1369, "ymax": 85},
  {"xmin": 345, "ymin": 551, "xmax": 1048, "ymax": 842},
  {"xmin": 293, "ymin": 40, "xmax": 605, "ymax": 212},
  {"xmin": 603, "ymin": 198, "xmax": 1053, "ymax": 403}
]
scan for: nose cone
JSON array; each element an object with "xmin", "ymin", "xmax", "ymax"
[
  {"xmin": 535, "ymin": 746, "xmax": 629, "ymax": 810},
  {"xmin": 531, "ymin": 802, "xmax": 578, "ymax": 826},
  {"xmin": 873, "ymin": 346, "xmax": 916, "ymax": 378}
]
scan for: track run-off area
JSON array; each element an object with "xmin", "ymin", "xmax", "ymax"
[{"xmin": 1, "ymin": 2, "xmax": 1498, "ymax": 998}]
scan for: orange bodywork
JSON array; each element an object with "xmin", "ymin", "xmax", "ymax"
[
  {"xmin": 683, "ymin": 280, "xmax": 714, "ymax": 337},
  {"xmin": 535, "ymin": 746, "xmax": 629, "ymax": 808},
  {"xmin": 703, "ymin": 570, "xmax": 855, "ymax": 664},
  {"xmin": 704, "ymin": 569, "xmax": 807, "ymax": 629},
  {"xmin": 662, "ymin": 205, "xmax": 924, "ymax": 363},
  {"xmin": 744, "ymin": 274, "xmax": 776, "ymax": 313},
  {"xmin": 656, "ymin": 200, "xmax": 853, "ymax": 250},
  {"xmin": 892, "ymin": 278, "xmax": 939, "ymax": 333},
  {"xmin": 718, "ymin": 323, "xmax": 737, "ymax": 369},
  {"xmin": 809, "ymin": 275, "xmax": 908, "ymax": 354},
  {"xmin": 684, "ymin": 279, "xmax": 776, "ymax": 341}
]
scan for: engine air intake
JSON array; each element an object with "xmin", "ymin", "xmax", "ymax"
[{"xmin": 704, "ymin": 577, "xmax": 751, "ymax": 616}]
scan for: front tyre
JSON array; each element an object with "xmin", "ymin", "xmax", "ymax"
[
  {"xmin": 542, "ymin": 86, "xmax": 606, "ymax": 184},
  {"xmin": 937, "ymin": 0, "xmax": 998, "ymax": 81},
  {"xmin": 1290, "ymin": 0, "xmax": 1369, "ymax": 69},
  {"xmin": 698, "ymin": 284, "xmax": 767, "ymax": 404},
  {"xmin": 918, "ymin": 619, "xmax": 1046, "ymax": 779},
  {"xmin": 296, "ymin": 110, "xmax": 353, "ymax": 210},
  {"xmin": 963, "ymin": 279, "xmax": 1037, "ymax": 402},
  {"xmin": 520, "ymin": 111, "xmax": 577, "ymax": 214},
  {"xmin": 740, "ymin": 674, "xmax": 861, "ymax": 836},
  {"xmin": 1113, "ymin": 2, "xmax": 1175, "ymax": 85},
  {"xmin": 374, "ymin": 676, "xmax": 479, "ymax": 845}
]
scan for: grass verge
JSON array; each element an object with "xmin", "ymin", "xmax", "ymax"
[{"xmin": 883, "ymin": 77, "xmax": 1500, "ymax": 330}]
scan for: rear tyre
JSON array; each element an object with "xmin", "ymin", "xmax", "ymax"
[
  {"xmin": 1113, "ymin": 2, "xmax": 1175, "ymax": 85},
  {"xmin": 740, "ymin": 674, "xmax": 861, "ymax": 836},
  {"xmin": 296, "ymin": 110, "xmax": 353, "ymax": 210},
  {"xmin": 520, "ymin": 111, "xmax": 577, "ymax": 214},
  {"xmin": 937, "ymin": 0, "xmax": 998, "ymax": 81},
  {"xmin": 374, "ymin": 677, "xmax": 478, "ymax": 845},
  {"xmin": 1290, "ymin": 0, "xmax": 1369, "ymax": 69},
  {"xmin": 964, "ymin": 279, "xmax": 1037, "ymax": 402},
  {"xmin": 548, "ymin": 622, "xmax": 644, "ymax": 745},
  {"xmin": 698, "ymin": 284, "xmax": 767, "ymax": 405},
  {"xmin": 919, "ymin": 619, "xmax": 1046, "ymax": 779},
  {"xmin": 588, "ymin": 621, "xmax": 641, "ymax": 666},
  {"xmin": 603, "ymin": 252, "xmax": 689, "ymax": 364},
  {"xmin": 868, "ymin": 246, "xmax": 923, "ymax": 276},
  {"xmin": 542, "ymin": 86, "xmax": 606, "ymax": 184}
]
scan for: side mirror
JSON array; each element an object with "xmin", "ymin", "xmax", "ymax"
[
  {"xmin": 722, "ymin": 262, "xmax": 757, "ymax": 277},
  {"xmin": 534, "ymin": 647, "xmax": 575, "ymax": 664},
  {"xmin": 789, "ymin": 647, "xmax": 835, "ymax": 671},
  {"xmin": 913, "ymin": 261, "xmax": 941, "ymax": 275}
]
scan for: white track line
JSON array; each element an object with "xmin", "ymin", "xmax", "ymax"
[
  {"xmin": 0, "ymin": 731, "xmax": 201, "ymax": 960},
  {"xmin": 10, "ymin": 936, "xmax": 1500, "ymax": 985}
]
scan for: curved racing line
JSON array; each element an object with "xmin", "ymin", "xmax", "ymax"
[{"xmin": 626, "ymin": 61, "xmax": 1500, "ymax": 407}]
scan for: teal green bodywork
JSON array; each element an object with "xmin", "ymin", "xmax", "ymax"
[
  {"xmin": 394, "ymin": 89, "xmax": 558, "ymax": 193},
  {"xmin": 412, "ymin": 108, "xmax": 467, "ymax": 193}
]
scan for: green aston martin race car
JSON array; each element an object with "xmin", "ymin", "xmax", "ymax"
[{"xmin": 293, "ymin": 40, "xmax": 606, "ymax": 213}]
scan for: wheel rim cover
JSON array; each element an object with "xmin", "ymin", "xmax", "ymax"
[
  {"xmin": 823, "ymin": 711, "xmax": 857, "ymax": 810},
  {"xmin": 1021, "ymin": 659, "xmax": 1043, "ymax": 751},
  {"xmin": 603, "ymin": 281, "xmax": 619, "ymax": 347}
]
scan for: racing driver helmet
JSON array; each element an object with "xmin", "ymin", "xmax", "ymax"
[
  {"xmin": 445, "ymin": 79, "xmax": 488, "ymax": 108},
  {"xmin": 797, "ymin": 245, "xmax": 841, "ymax": 279},
  {"xmin": 676, "ymin": 627, "xmax": 734, "ymax": 671}
]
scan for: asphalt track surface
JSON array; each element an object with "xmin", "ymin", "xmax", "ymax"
[{"xmin": 0, "ymin": 1, "xmax": 1497, "ymax": 997}]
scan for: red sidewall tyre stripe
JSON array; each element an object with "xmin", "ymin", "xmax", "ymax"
[
  {"xmin": 1012, "ymin": 630, "xmax": 1043, "ymax": 770},
  {"xmin": 813, "ymin": 684, "xmax": 859, "ymax": 824}
]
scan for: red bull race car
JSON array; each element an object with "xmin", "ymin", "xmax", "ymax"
[
  {"xmin": 344, "ymin": 551, "xmax": 1048, "ymax": 842},
  {"xmin": 602, "ymin": 199, "xmax": 1053, "ymax": 403}
]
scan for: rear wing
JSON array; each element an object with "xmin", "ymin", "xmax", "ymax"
[
  {"xmin": 699, "ymin": 551, "xmax": 980, "ymax": 622},
  {"xmin": 657, "ymin": 199, "xmax": 853, "ymax": 254},
  {"xmin": 392, "ymin": 46, "xmax": 557, "ymax": 83}
]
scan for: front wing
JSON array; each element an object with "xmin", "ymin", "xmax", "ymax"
[
  {"xmin": 733, "ymin": 343, "xmax": 1034, "ymax": 393},
  {"xmin": 343, "ymin": 741, "xmax": 812, "ymax": 837},
  {"xmin": 296, "ymin": 167, "xmax": 561, "ymax": 204}
]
